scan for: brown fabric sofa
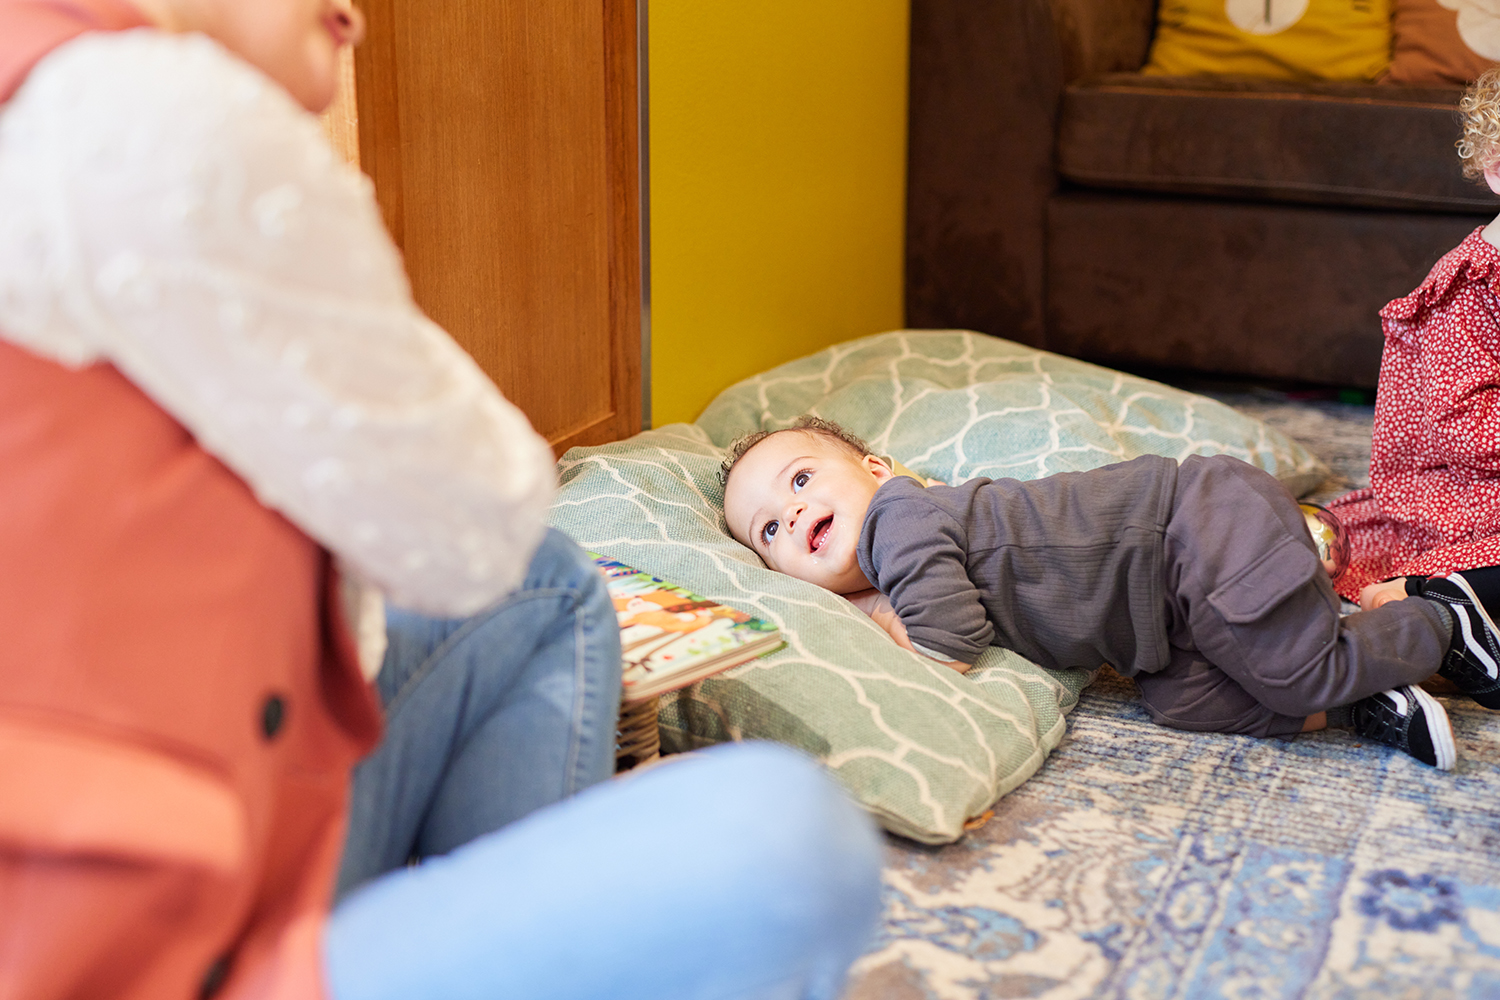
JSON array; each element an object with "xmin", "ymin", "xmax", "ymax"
[{"xmin": 906, "ymin": 0, "xmax": 1495, "ymax": 387}]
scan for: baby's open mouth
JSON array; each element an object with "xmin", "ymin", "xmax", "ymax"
[{"xmin": 810, "ymin": 516, "xmax": 833, "ymax": 552}]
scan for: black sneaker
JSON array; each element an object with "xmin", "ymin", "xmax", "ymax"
[
  {"xmin": 1420, "ymin": 573, "xmax": 1500, "ymax": 710},
  {"xmin": 1350, "ymin": 685, "xmax": 1455, "ymax": 770}
]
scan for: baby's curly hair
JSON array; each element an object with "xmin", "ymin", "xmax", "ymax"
[
  {"xmin": 718, "ymin": 415, "xmax": 872, "ymax": 487},
  {"xmin": 1458, "ymin": 68, "xmax": 1500, "ymax": 181}
]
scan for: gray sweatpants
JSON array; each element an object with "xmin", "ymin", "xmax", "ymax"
[{"xmin": 1133, "ymin": 454, "xmax": 1452, "ymax": 738}]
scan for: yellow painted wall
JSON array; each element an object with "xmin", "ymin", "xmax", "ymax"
[{"xmin": 648, "ymin": 1, "xmax": 910, "ymax": 426}]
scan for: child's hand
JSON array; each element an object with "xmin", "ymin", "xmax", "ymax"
[
  {"xmin": 1360, "ymin": 577, "xmax": 1409, "ymax": 611},
  {"xmin": 844, "ymin": 589, "xmax": 965, "ymax": 672},
  {"xmin": 844, "ymin": 588, "xmax": 915, "ymax": 650}
]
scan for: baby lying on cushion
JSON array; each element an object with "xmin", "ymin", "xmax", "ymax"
[{"xmin": 721, "ymin": 417, "xmax": 1500, "ymax": 772}]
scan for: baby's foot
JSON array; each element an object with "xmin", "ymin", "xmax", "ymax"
[
  {"xmin": 1347, "ymin": 686, "xmax": 1455, "ymax": 770},
  {"xmin": 1419, "ymin": 573, "xmax": 1500, "ymax": 710}
]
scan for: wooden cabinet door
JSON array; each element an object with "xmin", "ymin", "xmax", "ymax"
[{"xmin": 354, "ymin": 0, "xmax": 642, "ymax": 453}]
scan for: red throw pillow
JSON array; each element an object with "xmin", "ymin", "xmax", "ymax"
[{"xmin": 1386, "ymin": 0, "xmax": 1498, "ymax": 86}]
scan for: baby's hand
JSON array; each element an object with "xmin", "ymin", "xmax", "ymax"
[
  {"xmin": 844, "ymin": 588, "xmax": 915, "ymax": 650},
  {"xmin": 844, "ymin": 589, "xmax": 965, "ymax": 671},
  {"xmin": 1360, "ymin": 577, "xmax": 1409, "ymax": 611}
]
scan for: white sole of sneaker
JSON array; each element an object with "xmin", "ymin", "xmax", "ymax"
[
  {"xmin": 1408, "ymin": 684, "xmax": 1456, "ymax": 771},
  {"xmin": 1447, "ymin": 572, "xmax": 1500, "ymax": 681}
]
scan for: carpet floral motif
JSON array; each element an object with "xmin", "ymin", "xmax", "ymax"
[{"xmin": 851, "ymin": 670, "xmax": 1500, "ymax": 999}]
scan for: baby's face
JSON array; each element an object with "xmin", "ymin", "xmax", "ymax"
[{"xmin": 723, "ymin": 431, "xmax": 893, "ymax": 594}]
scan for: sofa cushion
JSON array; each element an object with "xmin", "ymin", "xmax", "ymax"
[
  {"xmin": 1057, "ymin": 73, "xmax": 1491, "ymax": 212},
  {"xmin": 1045, "ymin": 191, "xmax": 1486, "ymax": 387}
]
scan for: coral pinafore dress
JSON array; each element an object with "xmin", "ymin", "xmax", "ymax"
[{"xmin": 1329, "ymin": 227, "xmax": 1500, "ymax": 600}]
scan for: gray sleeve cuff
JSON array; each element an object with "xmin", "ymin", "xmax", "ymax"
[{"xmin": 911, "ymin": 641, "xmax": 959, "ymax": 663}]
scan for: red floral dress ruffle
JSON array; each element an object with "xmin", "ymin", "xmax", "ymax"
[{"xmin": 1329, "ymin": 226, "xmax": 1500, "ymax": 600}]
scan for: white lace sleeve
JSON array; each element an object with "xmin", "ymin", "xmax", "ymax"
[{"xmin": 0, "ymin": 30, "xmax": 555, "ymax": 617}]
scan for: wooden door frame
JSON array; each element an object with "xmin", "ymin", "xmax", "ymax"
[{"xmin": 353, "ymin": 0, "xmax": 646, "ymax": 453}]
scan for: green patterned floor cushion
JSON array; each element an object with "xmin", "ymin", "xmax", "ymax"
[
  {"xmin": 697, "ymin": 329, "xmax": 1329, "ymax": 494},
  {"xmin": 550, "ymin": 423, "xmax": 1093, "ymax": 844},
  {"xmin": 549, "ymin": 331, "xmax": 1332, "ymax": 844}
]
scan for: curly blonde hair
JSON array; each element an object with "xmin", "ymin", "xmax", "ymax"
[{"xmin": 1458, "ymin": 68, "xmax": 1500, "ymax": 180}]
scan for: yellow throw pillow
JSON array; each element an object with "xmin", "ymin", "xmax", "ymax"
[{"xmin": 1144, "ymin": 0, "xmax": 1393, "ymax": 81}]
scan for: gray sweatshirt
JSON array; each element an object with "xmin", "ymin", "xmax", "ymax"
[{"xmin": 855, "ymin": 455, "xmax": 1179, "ymax": 674}]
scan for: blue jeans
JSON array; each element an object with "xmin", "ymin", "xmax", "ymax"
[
  {"xmin": 335, "ymin": 528, "xmax": 624, "ymax": 894},
  {"xmin": 325, "ymin": 529, "xmax": 884, "ymax": 999}
]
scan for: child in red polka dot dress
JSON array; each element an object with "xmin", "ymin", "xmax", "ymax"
[{"xmin": 1329, "ymin": 68, "xmax": 1500, "ymax": 614}]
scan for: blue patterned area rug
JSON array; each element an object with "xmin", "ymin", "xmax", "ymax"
[{"xmin": 846, "ymin": 389, "xmax": 1500, "ymax": 1000}]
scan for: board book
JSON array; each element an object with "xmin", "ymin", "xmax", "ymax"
[{"xmin": 590, "ymin": 553, "xmax": 783, "ymax": 702}]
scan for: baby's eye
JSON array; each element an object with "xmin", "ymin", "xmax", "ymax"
[
  {"xmin": 760, "ymin": 520, "xmax": 779, "ymax": 545},
  {"xmin": 792, "ymin": 470, "xmax": 811, "ymax": 491}
]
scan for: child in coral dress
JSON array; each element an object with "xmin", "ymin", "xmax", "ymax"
[{"xmin": 1329, "ymin": 69, "xmax": 1500, "ymax": 609}]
